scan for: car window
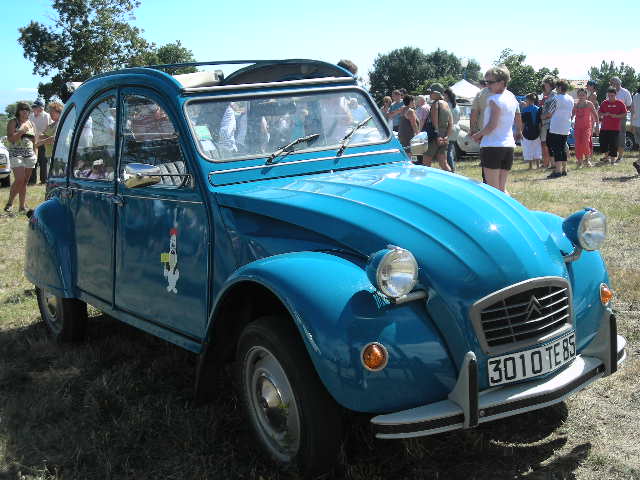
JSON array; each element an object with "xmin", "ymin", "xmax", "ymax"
[
  {"xmin": 49, "ymin": 105, "xmax": 76, "ymax": 178},
  {"xmin": 71, "ymin": 97, "xmax": 117, "ymax": 181},
  {"xmin": 121, "ymin": 95, "xmax": 190, "ymax": 187},
  {"xmin": 185, "ymin": 90, "xmax": 388, "ymax": 162}
]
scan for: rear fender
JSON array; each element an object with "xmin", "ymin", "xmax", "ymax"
[
  {"xmin": 24, "ymin": 198, "xmax": 76, "ymax": 298},
  {"xmin": 201, "ymin": 251, "xmax": 457, "ymax": 413}
]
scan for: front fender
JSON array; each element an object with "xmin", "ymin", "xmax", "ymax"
[
  {"xmin": 532, "ymin": 211, "xmax": 609, "ymax": 350},
  {"xmin": 24, "ymin": 198, "xmax": 75, "ymax": 297},
  {"xmin": 214, "ymin": 251, "xmax": 457, "ymax": 413}
]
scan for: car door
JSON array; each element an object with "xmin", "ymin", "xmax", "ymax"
[
  {"xmin": 67, "ymin": 94, "xmax": 118, "ymax": 303},
  {"xmin": 114, "ymin": 90, "xmax": 209, "ymax": 341}
]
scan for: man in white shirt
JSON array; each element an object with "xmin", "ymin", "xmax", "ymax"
[
  {"xmin": 610, "ymin": 76, "xmax": 632, "ymax": 162},
  {"xmin": 29, "ymin": 99, "xmax": 52, "ymax": 184}
]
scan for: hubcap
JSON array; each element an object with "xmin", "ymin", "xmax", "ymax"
[
  {"xmin": 244, "ymin": 346, "xmax": 301, "ymax": 462},
  {"xmin": 41, "ymin": 289, "xmax": 60, "ymax": 331}
]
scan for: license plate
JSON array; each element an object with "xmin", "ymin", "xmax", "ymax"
[{"xmin": 487, "ymin": 332, "xmax": 576, "ymax": 387}]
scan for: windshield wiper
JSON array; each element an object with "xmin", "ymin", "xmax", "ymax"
[
  {"xmin": 266, "ymin": 133, "xmax": 320, "ymax": 164},
  {"xmin": 336, "ymin": 115, "xmax": 372, "ymax": 157}
]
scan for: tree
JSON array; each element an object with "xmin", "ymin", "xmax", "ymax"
[
  {"xmin": 588, "ymin": 61, "xmax": 638, "ymax": 103},
  {"xmin": 493, "ymin": 49, "xmax": 559, "ymax": 96},
  {"xmin": 368, "ymin": 47, "xmax": 481, "ymax": 101},
  {"xmin": 368, "ymin": 47, "xmax": 432, "ymax": 101},
  {"xmin": 141, "ymin": 41, "xmax": 197, "ymax": 75},
  {"xmin": 18, "ymin": 1, "xmax": 197, "ymax": 101}
]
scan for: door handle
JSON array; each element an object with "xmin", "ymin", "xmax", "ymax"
[{"xmin": 110, "ymin": 195, "xmax": 124, "ymax": 206}]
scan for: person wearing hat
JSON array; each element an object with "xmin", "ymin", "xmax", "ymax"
[
  {"xmin": 421, "ymin": 83, "xmax": 453, "ymax": 172},
  {"xmin": 29, "ymin": 98, "xmax": 52, "ymax": 184},
  {"xmin": 4, "ymin": 102, "xmax": 37, "ymax": 212}
]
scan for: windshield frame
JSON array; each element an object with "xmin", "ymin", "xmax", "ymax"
[{"xmin": 182, "ymin": 86, "xmax": 392, "ymax": 164}]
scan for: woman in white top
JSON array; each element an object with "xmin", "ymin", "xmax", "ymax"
[
  {"xmin": 471, "ymin": 66, "xmax": 522, "ymax": 193},
  {"xmin": 546, "ymin": 79, "xmax": 574, "ymax": 178}
]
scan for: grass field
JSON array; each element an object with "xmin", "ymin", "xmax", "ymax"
[{"xmin": 1, "ymin": 157, "xmax": 639, "ymax": 480}]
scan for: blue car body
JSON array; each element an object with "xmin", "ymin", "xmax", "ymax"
[{"xmin": 25, "ymin": 60, "xmax": 625, "ymax": 440}]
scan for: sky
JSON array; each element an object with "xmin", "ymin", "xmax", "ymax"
[{"xmin": 2, "ymin": 0, "xmax": 640, "ymax": 111}]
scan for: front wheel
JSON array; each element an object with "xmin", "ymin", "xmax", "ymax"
[
  {"xmin": 237, "ymin": 315, "xmax": 342, "ymax": 477},
  {"xmin": 36, "ymin": 287, "xmax": 88, "ymax": 342}
]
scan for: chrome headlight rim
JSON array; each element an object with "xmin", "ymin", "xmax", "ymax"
[
  {"xmin": 369, "ymin": 245, "xmax": 418, "ymax": 299},
  {"xmin": 577, "ymin": 209, "xmax": 607, "ymax": 251}
]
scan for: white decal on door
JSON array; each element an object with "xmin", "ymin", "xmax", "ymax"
[{"xmin": 161, "ymin": 228, "xmax": 180, "ymax": 293}]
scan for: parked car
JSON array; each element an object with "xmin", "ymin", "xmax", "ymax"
[
  {"xmin": 450, "ymin": 101, "xmax": 480, "ymax": 163},
  {"xmin": 0, "ymin": 137, "xmax": 10, "ymax": 188},
  {"xmin": 26, "ymin": 60, "xmax": 626, "ymax": 477}
]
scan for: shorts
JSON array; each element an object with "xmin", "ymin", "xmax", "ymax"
[
  {"xmin": 9, "ymin": 156, "xmax": 37, "ymax": 169},
  {"xmin": 521, "ymin": 137, "xmax": 542, "ymax": 161},
  {"xmin": 540, "ymin": 124, "xmax": 549, "ymax": 143},
  {"xmin": 599, "ymin": 130, "xmax": 619, "ymax": 157},
  {"xmin": 480, "ymin": 147, "xmax": 514, "ymax": 170},
  {"xmin": 425, "ymin": 138, "xmax": 448, "ymax": 158},
  {"xmin": 618, "ymin": 116, "xmax": 627, "ymax": 148}
]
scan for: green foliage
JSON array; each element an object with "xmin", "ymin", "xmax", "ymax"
[
  {"xmin": 140, "ymin": 40, "xmax": 197, "ymax": 75},
  {"xmin": 493, "ymin": 49, "xmax": 559, "ymax": 96},
  {"xmin": 0, "ymin": 114, "xmax": 7, "ymax": 138},
  {"xmin": 368, "ymin": 47, "xmax": 481, "ymax": 101},
  {"xmin": 588, "ymin": 61, "xmax": 639, "ymax": 103},
  {"xmin": 18, "ymin": 1, "xmax": 197, "ymax": 101}
]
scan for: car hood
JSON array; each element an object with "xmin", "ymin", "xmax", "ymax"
[{"xmin": 216, "ymin": 163, "xmax": 568, "ymax": 302}]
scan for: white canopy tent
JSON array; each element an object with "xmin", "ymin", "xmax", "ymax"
[{"xmin": 450, "ymin": 79, "xmax": 481, "ymax": 100}]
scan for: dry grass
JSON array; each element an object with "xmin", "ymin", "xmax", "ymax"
[{"xmin": 1, "ymin": 156, "xmax": 639, "ymax": 480}]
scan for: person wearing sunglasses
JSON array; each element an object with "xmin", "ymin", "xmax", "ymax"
[
  {"xmin": 471, "ymin": 66, "xmax": 522, "ymax": 193},
  {"xmin": 4, "ymin": 102, "xmax": 38, "ymax": 213}
]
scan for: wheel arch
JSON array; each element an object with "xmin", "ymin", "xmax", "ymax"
[
  {"xmin": 25, "ymin": 198, "xmax": 76, "ymax": 297},
  {"xmin": 195, "ymin": 251, "xmax": 458, "ymax": 413}
]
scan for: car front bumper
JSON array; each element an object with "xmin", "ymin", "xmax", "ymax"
[{"xmin": 372, "ymin": 314, "xmax": 626, "ymax": 439}]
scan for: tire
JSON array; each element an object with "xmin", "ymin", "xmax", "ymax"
[
  {"xmin": 454, "ymin": 142, "xmax": 464, "ymax": 162},
  {"xmin": 36, "ymin": 286, "xmax": 88, "ymax": 342},
  {"xmin": 0, "ymin": 176, "xmax": 9, "ymax": 188},
  {"xmin": 237, "ymin": 315, "xmax": 342, "ymax": 477},
  {"xmin": 625, "ymin": 131, "xmax": 636, "ymax": 151}
]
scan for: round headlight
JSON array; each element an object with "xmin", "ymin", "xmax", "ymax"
[
  {"xmin": 578, "ymin": 210, "xmax": 606, "ymax": 251},
  {"xmin": 373, "ymin": 247, "xmax": 418, "ymax": 298}
]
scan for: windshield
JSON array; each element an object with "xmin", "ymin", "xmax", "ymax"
[{"xmin": 185, "ymin": 90, "xmax": 388, "ymax": 162}]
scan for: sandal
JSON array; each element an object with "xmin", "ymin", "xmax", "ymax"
[{"xmin": 3, "ymin": 202, "xmax": 12, "ymax": 212}]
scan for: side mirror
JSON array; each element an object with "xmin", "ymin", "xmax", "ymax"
[{"xmin": 122, "ymin": 163, "xmax": 161, "ymax": 188}]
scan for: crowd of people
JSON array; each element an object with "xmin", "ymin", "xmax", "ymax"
[
  {"xmin": 4, "ymin": 60, "xmax": 640, "ymax": 211},
  {"xmin": 380, "ymin": 69, "xmax": 640, "ymax": 194}
]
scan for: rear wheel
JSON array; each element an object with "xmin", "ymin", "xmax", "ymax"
[
  {"xmin": 237, "ymin": 315, "xmax": 342, "ymax": 477},
  {"xmin": 36, "ymin": 287, "xmax": 88, "ymax": 342}
]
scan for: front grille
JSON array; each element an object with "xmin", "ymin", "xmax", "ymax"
[{"xmin": 471, "ymin": 277, "xmax": 572, "ymax": 355}]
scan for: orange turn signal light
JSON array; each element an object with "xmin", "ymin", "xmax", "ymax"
[
  {"xmin": 362, "ymin": 342, "xmax": 388, "ymax": 371},
  {"xmin": 600, "ymin": 283, "xmax": 614, "ymax": 305}
]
